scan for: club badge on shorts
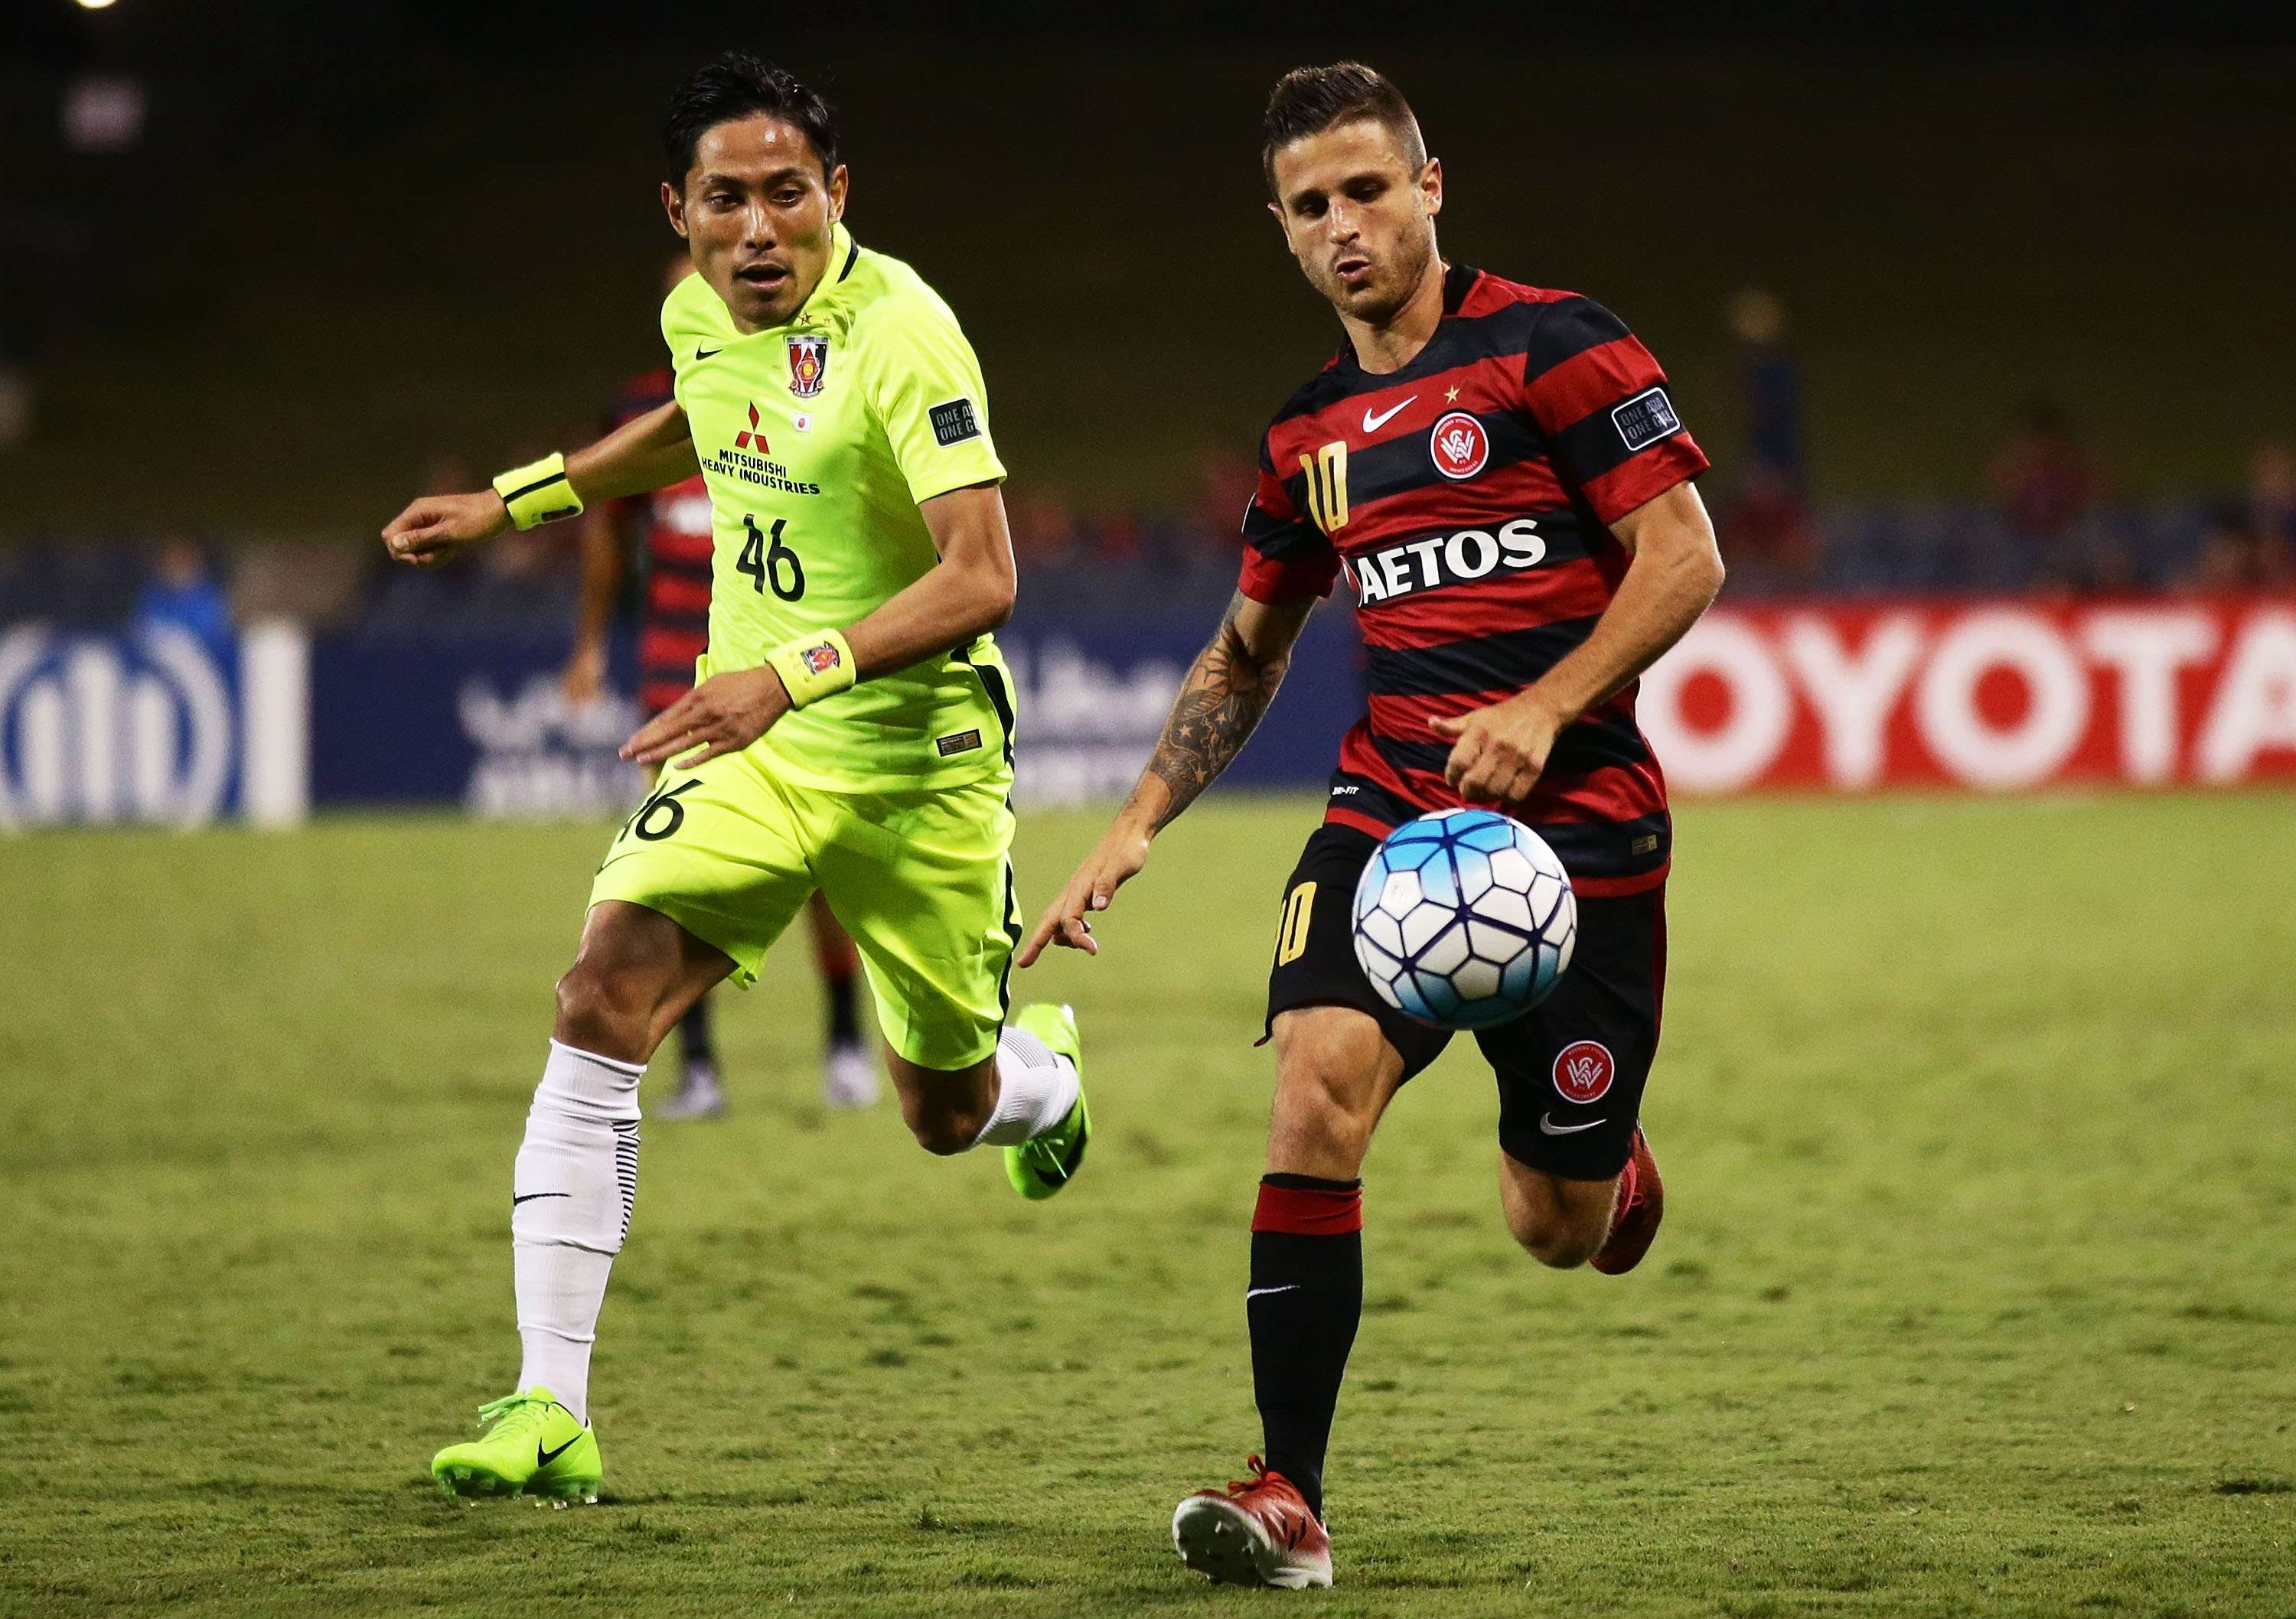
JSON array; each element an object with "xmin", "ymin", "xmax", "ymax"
[
  {"xmin": 787, "ymin": 334, "xmax": 828, "ymax": 399},
  {"xmin": 1551, "ymin": 1039, "xmax": 1616, "ymax": 1104}
]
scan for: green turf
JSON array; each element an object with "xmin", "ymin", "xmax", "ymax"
[{"xmin": 2, "ymin": 794, "xmax": 2291, "ymax": 1617}]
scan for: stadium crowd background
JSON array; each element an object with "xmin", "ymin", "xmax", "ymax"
[{"xmin": 2, "ymin": 5, "xmax": 2292, "ymax": 638}]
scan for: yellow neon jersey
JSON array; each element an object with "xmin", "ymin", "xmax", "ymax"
[{"xmin": 663, "ymin": 223, "xmax": 1013, "ymax": 791}]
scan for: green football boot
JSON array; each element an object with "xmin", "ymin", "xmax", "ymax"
[
  {"xmin": 1004, "ymin": 1002, "xmax": 1091, "ymax": 1200},
  {"xmin": 429, "ymin": 1388, "xmax": 601, "ymax": 1503}
]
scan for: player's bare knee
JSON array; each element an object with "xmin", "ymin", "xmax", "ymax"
[
  {"xmin": 1274, "ymin": 1087, "xmax": 1372, "ymax": 1167},
  {"xmin": 553, "ymin": 963, "xmax": 647, "ymax": 1058},
  {"xmin": 887, "ymin": 1057, "xmax": 995, "ymax": 1155},
  {"xmin": 904, "ymin": 1099, "xmax": 987, "ymax": 1156},
  {"xmin": 1499, "ymin": 1160, "xmax": 1615, "ymax": 1268},
  {"xmin": 1509, "ymin": 1208, "xmax": 1606, "ymax": 1269},
  {"xmin": 1271, "ymin": 1038, "xmax": 1381, "ymax": 1165}
]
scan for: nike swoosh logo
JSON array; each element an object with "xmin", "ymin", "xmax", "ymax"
[
  {"xmin": 536, "ymin": 1434, "xmax": 580, "ymax": 1468},
  {"xmin": 1245, "ymin": 1285, "xmax": 1302, "ymax": 1300},
  {"xmin": 1539, "ymin": 1114, "xmax": 1606, "ymax": 1135},
  {"xmin": 1362, "ymin": 396, "xmax": 1417, "ymax": 432},
  {"xmin": 695, "ymin": 347, "xmax": 722, "ymax": 360},
  {"xmin": 511, "ymin": 1192, "xmax": 570, "ymax": 1205}
]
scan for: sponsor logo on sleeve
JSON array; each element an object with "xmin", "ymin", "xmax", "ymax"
[
  {"xmin": 934, "ymin": 728, "xmax": 983, "ymax": 757},
  {"xmin": 1610, "ymin": 386, "xmax": 1683, "ymax": 453},
  {"xmin": 1551, "ymin": 1039, "xmax": 1616, "ymax": 1104},
  {"xmin": 929, "ymin": 398, "xmax": 982, "ymax": 447}
]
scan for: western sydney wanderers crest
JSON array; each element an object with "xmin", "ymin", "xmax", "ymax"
[
  {"xmin": 1430, "ymin": 411, "xmax": 1489, "ymax": 480},
  {"xmin": 801, "ymin": 640, "xmax": 843, "ymax": 676},
  {"xmin": 1552, "ymin": 1040, "xmax": 1616, "ymax": 1104},
  {"xmin": 786, "ymin": 334, "xmax": 828, "ymax": 398}
]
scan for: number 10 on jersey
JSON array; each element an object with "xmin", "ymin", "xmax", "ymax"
[{"xmin": 738, "ymin": 513, "xmax": 805, "ymax": 601}]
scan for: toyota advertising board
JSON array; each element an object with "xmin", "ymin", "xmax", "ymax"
[
  {"xmin": 1638, "ymin": 598, "xmax": 2296, "ymax": 793},
  {"xmin": 7, "ymin": 597, "xmax": 2293, "ymax": 829}
]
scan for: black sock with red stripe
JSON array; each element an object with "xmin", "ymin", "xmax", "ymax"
[
  {"xmin": 1248, "ymin": 1173, "xmax": 1363, "ymax": 1523},
  {"xmin": 823, "ymin": 970, "xmax": 861, "ymax": 1047}
]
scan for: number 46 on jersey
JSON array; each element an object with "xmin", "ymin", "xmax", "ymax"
[{"xmin": 737, "ymin": 513, "xmax": 805, "ymax": 601}]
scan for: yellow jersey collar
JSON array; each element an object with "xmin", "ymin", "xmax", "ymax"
[{"xmin": 790, "ymin": 222, "xmax": 862, "ymax": 327}]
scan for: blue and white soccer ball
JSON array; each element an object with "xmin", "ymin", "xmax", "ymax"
[{"xmin": 1350, "ymin": 810, "xmax": 1577, "ymax": 1031}]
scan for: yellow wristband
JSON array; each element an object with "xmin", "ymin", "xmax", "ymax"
[
  {"xmin": 491, "ymin": 453, "xmax": 584, "ymax": 530},
  {"xmin": 765, "ymin": 628, "xmax": 857, "ymax": 709}
]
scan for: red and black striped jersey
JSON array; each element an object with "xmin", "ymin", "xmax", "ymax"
[
  {"xmin": 605, "ymin": 369, "xmax": 714, "ymax": 717},
  {"xmin": 1238, "ymin": 265, "xmax": 1708, "ymax": 896}
]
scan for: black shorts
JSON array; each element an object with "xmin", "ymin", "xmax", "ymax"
[{"xmin": 1266, "ymin": 823, "xmax": 1666, "ymax": 1181}]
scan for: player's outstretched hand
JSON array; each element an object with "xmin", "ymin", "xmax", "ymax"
[
  {"xmin": 621, "ymin": 666, "xmax": 791, "ymax": 770},
  {"xmin": 1428, "ymin": 693, "xmax": 1564, "ymax": 806},
  {"xmin": 1017, "ymin": 823, "xmax": 1153, "ymax": 966},
  {"xmin": 381, "ymin": 491, "xmax": 511, "ymax": 567}
]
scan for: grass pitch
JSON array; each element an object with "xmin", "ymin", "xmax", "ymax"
[{"xmin": 3, "ymin": 793, "xmax": 2291, "ymax": 1617}]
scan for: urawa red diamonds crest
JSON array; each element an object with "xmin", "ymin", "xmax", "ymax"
[{"xmin": 786, "ymin": 334, "xmax": 828, "ymax": 399}]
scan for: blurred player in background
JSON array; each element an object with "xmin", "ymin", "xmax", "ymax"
[
  {"xmin": 564, "ymin": 254, "xmax": 879, "ymax": 1117},
  {"xmin": 383, "ymin": 52, "xmax": 1090, "ymax": 1508},
  {"xmin": 1025, "ymin": 63, "xmax": 1723, "ymax": 1588}
]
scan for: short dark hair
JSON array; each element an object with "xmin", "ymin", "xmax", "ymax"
[
  {"xmin": 664, "ymin": 52, "xmax": 839, "ymax": 188},
  {"xmin": 1261, "ymin": 62, "xmax": 1426, "ymax": 196}
]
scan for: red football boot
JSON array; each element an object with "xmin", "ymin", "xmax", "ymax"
[
  {"xmin": 1590, "ymin": 1125, "xmax": 1664, "ymax": 1275},
  {"xmin": 1171, "ymin": 1456, "xmax": 1332, "ymax": 1588}
]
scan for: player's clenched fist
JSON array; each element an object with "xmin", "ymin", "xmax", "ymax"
[
  {"xmin": 1017, "ymin": 823, "xmax": 1153, "ymax": 966},
  {"xmin": 1428, "ymin": 693, "xmax": 1565, "ymax": 806},
  {"xmin": 380, "ymin": 491, "xmax": 511, "ymax": 567},
  {"xmin": 620, "ymin": 666, "xmax": 791, "ymax": 770}
]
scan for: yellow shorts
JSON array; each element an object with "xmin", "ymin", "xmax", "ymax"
[{"xmin": 589, "ymin": 748, "xmax": 1019, "ymax": 1071}]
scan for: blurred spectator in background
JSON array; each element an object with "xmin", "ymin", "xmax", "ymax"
[
  {"xmin": 1717, "ymin": 288, "xmax": 1818, "ymax": 591},
  {"xmin": 1720, "ymin": 464, "xmax": 1821, "ymax": 589},
  {"xmin": 133, "ymin": 537, "xmax": 233, "ymax": 663},
  {"xmin": 2190, "ymin": 503, "xmax": 2268, "ymax": 589},
  {"xmin": 1990, "ymin": 396, "xmax": 2115, "ymax": 588},
  {"xmin": 1088, "ymin": 504, "xmax": 1143, "ymax": 567},
  {"xmin": 2189, "ymin": 443, "xmax": 2296, "ymax": 589},
  {"xmin": 2249, "ymin": 441, "xmax": 2296, "ymax": 555},
  {"xmin": 1731, "ymin": 288, "xmax": 1803, "ymax": 481},
  {"xmin": 1008, "ymin": 486, "xmax": 1081, "ymax": 567},
  {"xmin": 0, "ymin": 260, "xmax": 28, "ymax": 451},
  {"xmin": 1192, "ymin": 448, "xmax": 1258, "ymax": 569},
  {"xmin": 0, "ymin": 360, "xmax": 28, "ymax": 452}
]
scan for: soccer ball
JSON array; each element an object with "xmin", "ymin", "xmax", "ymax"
[{"xmin": 1350, "ymin": 810, "xmax": 1577, "ymax": 1031}]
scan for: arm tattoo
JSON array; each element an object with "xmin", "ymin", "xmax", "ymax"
[{"xmin": 1134, "ymin": 596, "xmax": 1291, "ymax": 832}]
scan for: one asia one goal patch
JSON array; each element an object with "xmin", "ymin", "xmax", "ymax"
[
  {"xmin": 929, "ymin": 398, "xmax": 982, "ymax": 447},
  {"xmin": 1609, "ymin": 386, "xmax": 1684, "ymax": 454}
]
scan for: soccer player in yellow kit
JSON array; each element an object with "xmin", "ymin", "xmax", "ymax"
[{"xmin": 381, "ymin": 54, "xmax": 1090, "ymax": 1503}]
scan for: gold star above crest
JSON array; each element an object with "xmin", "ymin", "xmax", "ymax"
[{"xmin": 1445, "ymin": 385, "xmax": 1461, "ymax": 404}]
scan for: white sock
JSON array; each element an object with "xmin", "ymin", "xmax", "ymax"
[
  {"xmin": 973, "ymin": 1024, "xmax": 1081, "ymax": 1147},
  {"xmin": 511, "ymin": 1040, "xmax": 643, "ymax": 1425}
]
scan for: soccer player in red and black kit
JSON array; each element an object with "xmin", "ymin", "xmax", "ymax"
[
  {"xmin": 1022, "ymin": 64, "xmax": 1725, "ymax": 1588},
  {"xmin": 563, "ymin": 259, "xmax": 879, "ymax": 1118}
]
